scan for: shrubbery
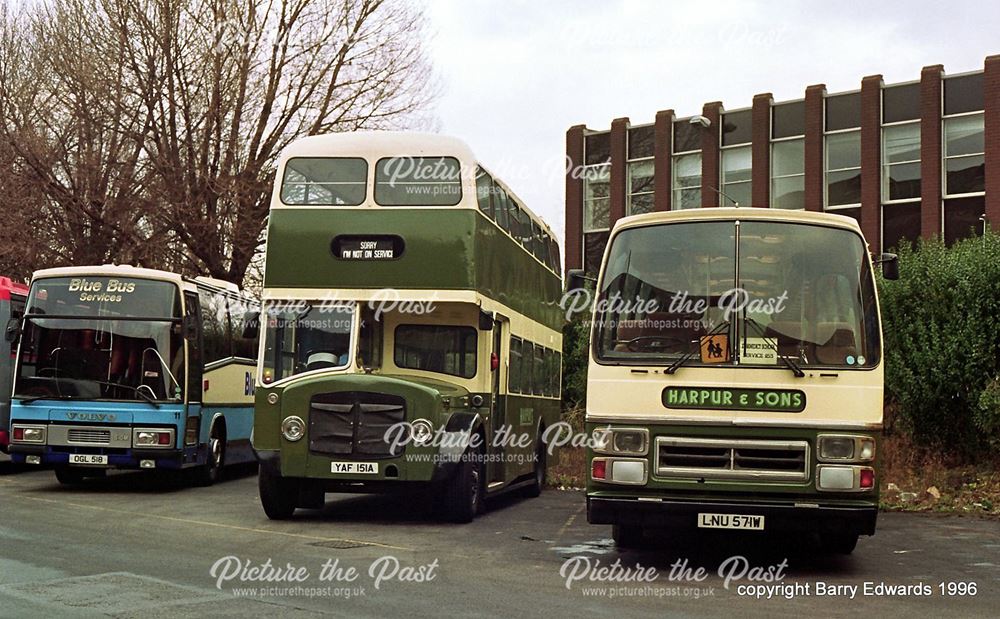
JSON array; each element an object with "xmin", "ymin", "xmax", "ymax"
[{"xmin": 880, "ymin": 232, "xmax": 1000, "ymax": 458}]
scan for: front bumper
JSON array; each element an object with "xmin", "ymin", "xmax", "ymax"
[
  {"xmin": 10, "ymin": 445, "xmax": 191, "ymax": 470},
  {"xmin": 588, "ymin": 495, "xmax": 878, "ymax": 536}
]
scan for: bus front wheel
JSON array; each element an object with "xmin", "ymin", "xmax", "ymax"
[
  {"xmin": 523, "ymin": 437, "xmax": 546, "ymax": 498},
  {"xmin": 54, "ymin": 467, "xmax": 87, "ymax": 485},
  {"xmin": 612, "ymin": 524, "xmax": 644, "ymax": 549},
  {"xmin": 442, "ymin": 447, "xmax": 484, "ymax": 523},
  {"xmin": 822, "ymin": 532, "xmax": 859, "ymax": 555},
  {"xmin": 259, "ymin": 462, "xmax": 299, "ymax": 520},
  {"xmin": 191, "ymin": 423, "xmax": 225, "ymax": 487}
]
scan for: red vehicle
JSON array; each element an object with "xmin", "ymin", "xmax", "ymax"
[{"xmin": 1, "ymin": 276, "xmax": 29, "ymax": 456}]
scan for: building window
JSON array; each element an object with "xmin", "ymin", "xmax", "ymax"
[
  {"xmin": 583, "ymin": 131, "xmax": 611, "ymax": 232},
  {"xmin": 671, "ymin": 119, "xmax": 702, "ymax": 210},
  {"xmin": 584, "ymin": 231, "xmax": 610, "ymax": 274},
  {"xmin": 721, "ymin": 109, "xmax": 752, "ymax": 146},
  {"xmin": 944, "ymin": 73, "xmax": 983, "ymax": 116},
  {"xmin": 943, "ymin": 114, "xmax": 985, "ymax": 197},
  {"xmin": 882, "ymin": 202, "xmax": 921, "ymax": 251},
  {"xmin": 882, "ymin": 82, "xmax": 921, "ymax": 124},
  {"xmin": 944, "ymin": 196, "xmax": 985, "ymax": 246},
  {"xmin": 771, "ymin": 140, "xmax": 804, "ymax": 210},
  {"xmin": 721, "ymin": 145, "xmax": 751, "ymax": 207},
  {"xmin": 627, "ymin": 160, "xmax": 654, "ymax": 215},
  {"xmin": 772, "ymin": 101, "xmax": 805, "ymax": 139},
  {"xmin": 671, "ymin": 153, "xmax": 701, "ymax": 210},
  {"xmin": 825, "ymin": 92, "xmax": 861, "ymax": 132},
  {"xmin": 882, "ymin": 122, "xmax": 921, "ymax": 202},
  {"xmin": 626, "ymin": 125, "xmax": 655, "ymax": 216},
  {"xmin": 825, "ymin": 130, "xmax": 861, "ymax": 208},
  {"xmin": 583, "ymin": 165, "xmax": 611, "ymax": 231}
]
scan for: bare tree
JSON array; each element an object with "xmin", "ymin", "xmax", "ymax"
[
  {"xmin": 107, "ymin": 0, "xmax": 437, "ymax": 283},
  {"xmin": 0, "ymin": 0, "xmax": 435, "ymax": 283},
  {"xmin": 0, "ymin": 0, "xmax": 170, "ymax": 273}
]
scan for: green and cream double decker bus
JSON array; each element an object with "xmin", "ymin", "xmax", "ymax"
[
  {"xmin": 252, "ymin": 132, "xmax": 563, "ymax": 522},
  {"xmin": 574, "ymin": 208, "xmax": 897, "ymax": 553}
]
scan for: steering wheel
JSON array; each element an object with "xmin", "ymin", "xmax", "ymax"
[{"xmin": 302, "ymin": 349, "xmax": 344, "ymax": 371}]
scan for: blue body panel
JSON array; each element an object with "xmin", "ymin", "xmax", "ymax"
[{"xmin": 8, "ymin": 399, "xmax": 255, "ymax": 470}]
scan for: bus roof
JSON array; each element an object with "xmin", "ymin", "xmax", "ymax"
[
  {"xmin": 29, "ymin": 265, "xmax": 241, "ymax": 294},
  {"xmin": 280, "ymin": 131, "xmax": 477, "ymax": 163},
  {"xmin": 612, "ymin": 207, "xmax": 865, "ymax": 236},
  {"xmin": 276, "ymin": 131, "xmax": 556, "ymax": 238}
]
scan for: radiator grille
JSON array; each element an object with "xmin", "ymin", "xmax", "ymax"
[
  {"xmin": 309, "ymin": 392, "xmax": 406, "ymax": 459},
  {"xmin": 656, "ymin": 437, "xmax": 808, "ymax": 481},
  {"xmin": 67, "ymin": 428, "xmax": 112, "ymax": 444}
]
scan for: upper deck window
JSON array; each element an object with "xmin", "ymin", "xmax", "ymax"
[
  {"xmin": 374, "ymin": 157, "xmax": 463, "ymax": 206},
  {"xmin": 280, "ymin": 157, "xmax": 368, "ymax": 206}
]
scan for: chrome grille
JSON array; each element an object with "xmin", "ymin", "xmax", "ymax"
[
  {"xmin": 67, "ymin": 428, "xmax": 111, "ymax": 444},
  {"xmin": 656, "ymin": 437, "xmax": 809, "ymax": 481}
]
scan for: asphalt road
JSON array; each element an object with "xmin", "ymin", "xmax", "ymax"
[{"xmin": 1, "ymin": 463, "xmax": 998, "ymax": 618}]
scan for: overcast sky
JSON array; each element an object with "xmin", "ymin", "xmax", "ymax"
[{"xmin": 425, "ymin": 0, "xmax": 999, "ymax": 241}]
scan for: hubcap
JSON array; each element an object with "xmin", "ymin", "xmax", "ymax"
[
  {"xmin": 210, "ymin": 437, "xmax": 222, "ymax": 467},
  {"xmin": 470, "ymin": 465, "xmax": 480, "ymax": 507}
]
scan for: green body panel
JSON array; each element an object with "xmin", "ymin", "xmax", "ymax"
[
  {"xmin": 263, "ymin": 208, "xmax": 563, "ymax": 330},
  {"xmin": 256, "ymin": 373, "xmax": 461, "ymax": 481},
  {"xmin": 255, "ymin": 374, "xmax": 562, "ymax": 484},
  {"xmin": 585, "ymin": 422, "xmax": 880, "ymax": 508}
]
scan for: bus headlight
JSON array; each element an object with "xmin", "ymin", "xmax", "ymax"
[
  {"xmin": 411, "ymin": 419, "xmax": 434, "ymax": 445},
  {"xmin": 133, "ymin": 428, "xmax": 174, "ymax": 448},
  {"xmin": 12, "ymin": 425, "xmax": 46, "ymax": 444},
  {"xmin": 818, "ymin": 436, "xmax": 854, "ymax": 460},
  {"xmin": 281, "ymin": 416, "xmax": 305, "ymax": 442},
  {"xmin": 612, "ymin": 430, "xmax": 648, "ymax": 455},
  {"xmin": 817, "ymin": 434, "xmax": 875, "ymax": 462},
  {"xmin": 594, "ymin": 428, "xmax": 648, "ymax": 455}
]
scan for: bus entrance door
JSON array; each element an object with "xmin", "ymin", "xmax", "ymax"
[{"xmin": 489, "ymin": 316, "xmax": 506, "ymax": 484}]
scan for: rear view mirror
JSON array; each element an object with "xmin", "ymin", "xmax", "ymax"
[
  {"xmin": 182, "ymin": 314, "xmax": 199, "ymax": 340},
  {"xmin": 877, "ymin": 253, "xmax": 899, "ymax": 280},
  {"xmin": 242, "ymin": 311, "xmax": 260, "ymax": 339},
  {"xmin": 566, "ymin": 268, "xmax": 595, "ymax": 293},
  {"xmin": 5, "ymin": 317, "xmax": 20, "ymax": 343}
]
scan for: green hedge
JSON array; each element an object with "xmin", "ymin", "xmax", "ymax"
[{"xmin": 880, "ymin": 233, "xmax": 1000, "ymax": 457}]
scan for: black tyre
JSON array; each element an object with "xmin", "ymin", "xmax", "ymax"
[
  {"xmin": 612, "ymin": 524, "xmax": 644, "ymax": 549},
  {"xmin": 523, "ymin": 437, "xmax": 546, "ymax": 498},
  {"xmin": 258, "ymin": 462, "xmax": 299, "ymax": 520},
  {"xmin": 823, "ymin": 532, "xmax": 859, "ymax": 555},
  {"xmin": 191, "ymin": 423, "xmax": 225, "ymax": 487},
  {"xmin": 54, "ymin": 466, "xmax": 86, "ymax": 485},
  {"xmin": 443, "ymin": 448, "xmax": 484, "ymax": 523}
]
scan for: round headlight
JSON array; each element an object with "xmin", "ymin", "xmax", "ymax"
[
  {"xmin": 411, "ymin": 419, "xmax": 434, "ymax": 445},
  {"xmin": 281, "ymin": 416, "xmax": 305, "ymax": 442},
  {"xmin": 267, "ymin": 392, "xmax": 279, "ymax": 405}
]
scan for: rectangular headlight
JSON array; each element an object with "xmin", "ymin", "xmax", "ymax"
[
  {"xmin": 817, "ymin": 434, "xmax": 876, "ymax": 462},
  {"xmin": 12, "ymin": 425, "xmax": 46, "ymax": 444},
  {"xmin": 133, "ymin": 428, "xmax": 174, "ymax": 448},
  {"xmin": 611, "ymin": 430, "xmax": 648, "ymax": 455}
]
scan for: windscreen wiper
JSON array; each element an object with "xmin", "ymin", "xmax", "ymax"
[
  {"xmin": 95, "ymin": 380, "xmax": 161, "ymax": 408},
  {"xmin": 742, "ymin": 316, "xmax": 805, "ymax": 378},
  {"xmin": 17, "ymin": 394, "xmax": 75, "ymax": 405},
  {"xmin": 665, "ymin": 319, "xmax": 731, "ymax": 375}
]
